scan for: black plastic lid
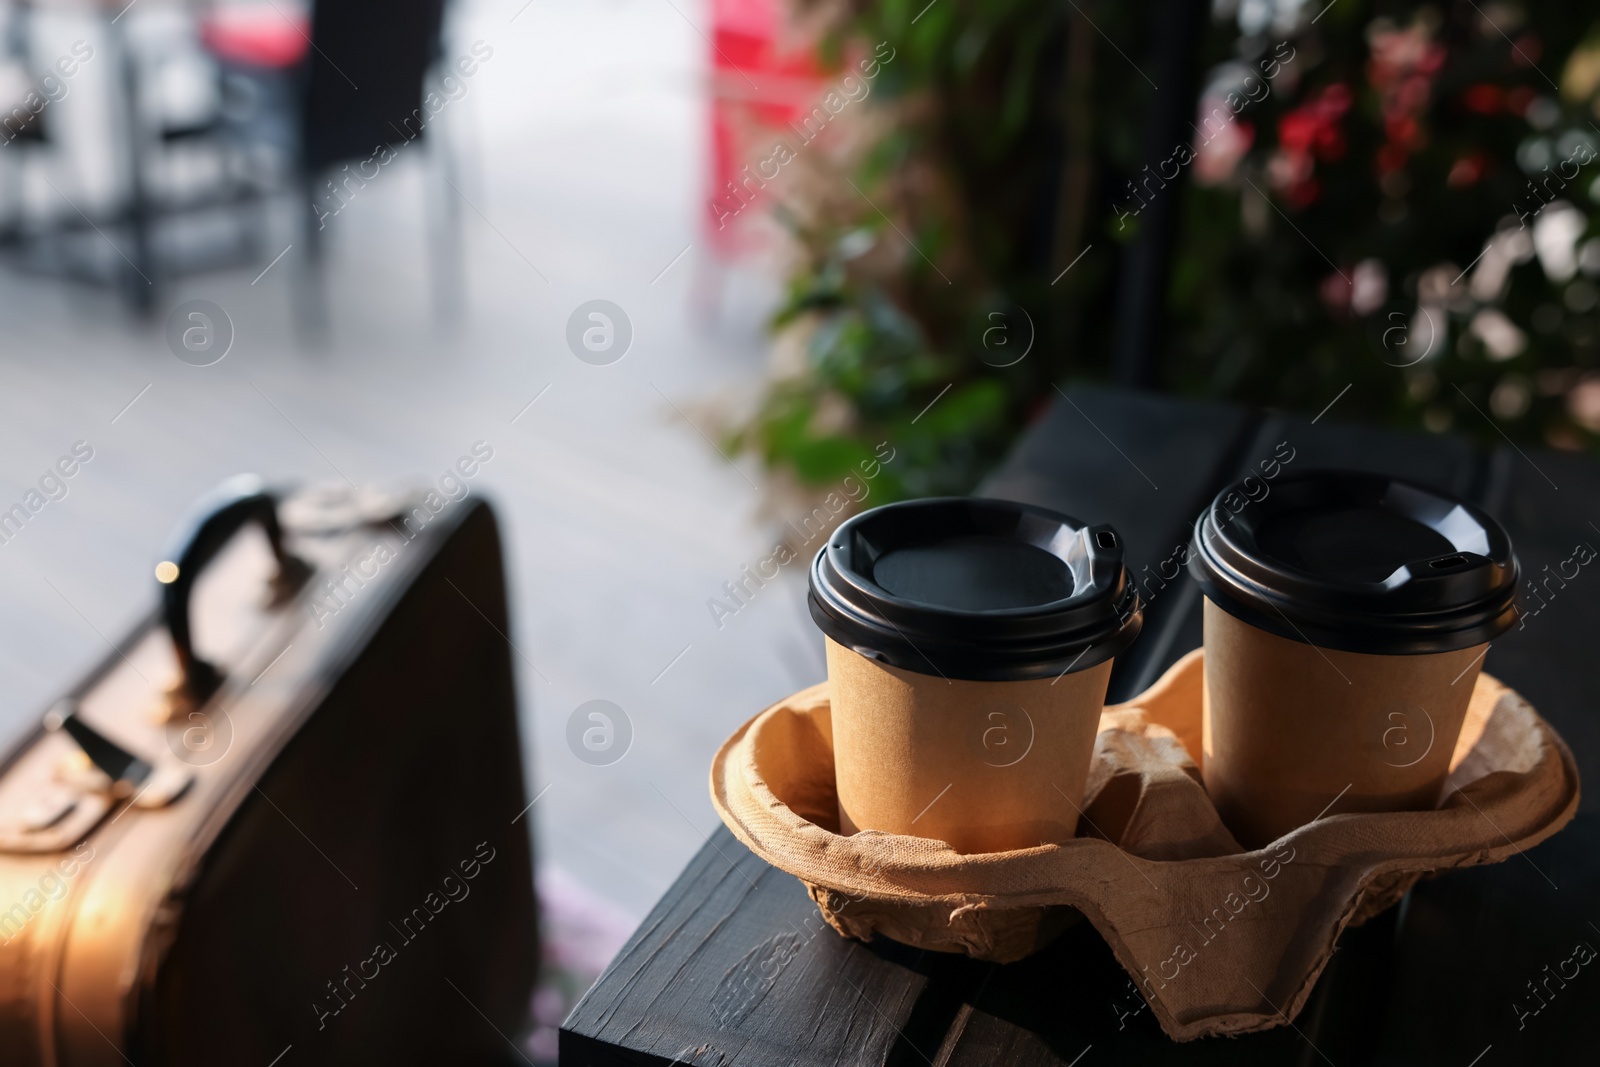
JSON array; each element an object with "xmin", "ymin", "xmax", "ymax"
[
  {"xmin": 808, "ymin": 498, "xmax": 1143, "ymax": 682},
  {"xmin": 1188, "ymin": 469, "xmax": 1520, "ymax": 655}
]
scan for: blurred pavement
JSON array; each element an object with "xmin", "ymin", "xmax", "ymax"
[{"xmin": 0, "ymin": 0, "xmax": 824, "ymax": 938}]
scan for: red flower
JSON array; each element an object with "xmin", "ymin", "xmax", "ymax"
[
  {"xmin": 1377, "ymin": 142, "xmax": 1409, "ymax": 176},
  {"xmin": 1385, "ymin": 115, "xmax": 1420, "ymax": 150},
  {"xmin": 1287, "ymin": 177, "xmax": 1322, "ymax": 210},
  {"xmin": 1316, "ymin": 128, "xmax": 1347, "ymax": 162},
  {"xmin": 1463, "ymin": 83, "xmax": 1502, "ymax": 114},
  {"xmin": 1274, "ymin": 84, "xmax": 1352, "ymax": 201},
  {"xmin": 1279, "ymin": 112, "xmax": 1321, "ymax": 154}
]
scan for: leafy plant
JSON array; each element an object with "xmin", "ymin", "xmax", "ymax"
[
  {"xmin": 731, "ymin": 0, "xmax": 1600, "ymax": 501},
  {"xmin": 727, "ymin": 0, "xmax": 1149, "ymax": 498}
]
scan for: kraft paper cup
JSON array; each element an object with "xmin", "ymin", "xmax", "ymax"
[
  {"xmin": 809, "ymin": 498, "xmax": 1142, "ymax": 854},
  {"xmin": 1189, "ymin": 469, "xmax": 1520, "ymax": 848}
]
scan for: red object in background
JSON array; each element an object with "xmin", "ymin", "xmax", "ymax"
[
  {"xmin": 1275, "ymin": 84, "xmax": 1350, "ymax": 206},
  {"xmin": 1463, "ymin": 83, "xmax": 1503, "ymax": 114},
  {"xmin": 1447, "ymin": 152, "xmax": 1490, "ymax": 187},
  {"xmin": 1376, "ymin": 142, "xmax": 1408, "ymax": 176},
  {"xmin": 200, "ymin": 5, "xmax": 312, "ymax": 69},
  {"xmin": 1280, "ymin": 84, "xmax": 1350, "ymax": 162},
  {"xmin": 1366, "ymin": 24, "xmax": 1446, "ymax": 178},
  {"xmin": 1285, "ymin": 176, "xmax": 1321, "ymax": 210},
  {"xmin": 1385, "ymin": 114, "xmax": 1419, "ymax": 151},
  {"xmin": 707, "ymin": 0, "xmax": 826, "ymax": 251}
]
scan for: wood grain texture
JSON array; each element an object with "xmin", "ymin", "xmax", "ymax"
[{"xmin": 561, "ymin": 824, "xmax": 958, "ymax": 1066}]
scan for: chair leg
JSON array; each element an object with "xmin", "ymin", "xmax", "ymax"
[
  {"xmin": 112, "ymin": 12, "xmax": 157, "ymax": 316},
  {"xmin": 293, "ymin": 171, "xmax": 330, "ymax": 343}
]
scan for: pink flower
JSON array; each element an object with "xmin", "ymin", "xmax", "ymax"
[
  {"xmin": 1194, "ymin": 108, "xmax": 1254, "ymax": 185},
  {"xmin": 1365, "ymin": 19, "xmax": 1445, "ymax": 178}
]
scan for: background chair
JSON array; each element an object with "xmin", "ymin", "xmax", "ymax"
[
  {"xmin": 0, "ymin": 0, "xmax": 460, "ymax": 327},
  {"xmin": 296, "ymin": 0, "xmax": 460, "ymax": 335}
]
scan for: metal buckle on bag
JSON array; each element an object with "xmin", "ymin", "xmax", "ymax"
[
  {"xmin": 44, "ymin": 703, "xmax": 195, "ymax": 809},
  {"xmin": 0, "ymin": 476, "xmax": 313, "ymax": 854}
]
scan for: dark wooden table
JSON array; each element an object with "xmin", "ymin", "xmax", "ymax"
[{"xmin": 561, "ymin": 386, "xmax": 1599, "ymax": 1066}]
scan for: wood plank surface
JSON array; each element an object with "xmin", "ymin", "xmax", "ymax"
[
  {"xmin": 1363, "ymin": 444, "xmax": 1600, "ymax": 1067},
  {"xmin": 560, "ymin": 824, "xmax": 957, "ymax": 1066}
]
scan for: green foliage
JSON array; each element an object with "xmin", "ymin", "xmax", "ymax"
[
  {"xmin": 730, "ymin": 0, "xmax": 1145, "ymax": 495},
  {"xmin": 733, "ymin": 0, "xmax": 1600, "ymax": 501}
]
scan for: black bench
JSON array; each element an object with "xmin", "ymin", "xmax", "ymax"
[{"xmin": 562, "ymin": 385, "xmax": 1599, "ymax": 1066}]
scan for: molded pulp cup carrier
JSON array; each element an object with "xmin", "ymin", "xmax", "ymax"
[
  {"xmin": 1188, "ymin": 468, "xmax": 1521, "ymax": 846},
  {"xmin": 809, "ymin": 498, "xmax": 1142, "ymax": 854}
]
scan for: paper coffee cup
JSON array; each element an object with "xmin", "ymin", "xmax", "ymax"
[
  {"xmin": 1189, "ymin": 470, "xmax": 1520, "ymax": 848},
  {"xmin": 809, "ymin": 498, "xmax": 1142, "ymax": 854}
]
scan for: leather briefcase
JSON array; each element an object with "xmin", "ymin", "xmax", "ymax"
[{"xmin": 0, "ymin": 477, "xmax": 538, "ymax": 1065}]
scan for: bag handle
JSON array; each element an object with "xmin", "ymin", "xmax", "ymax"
[{"xmin": 157, "ymin": 475, "xmax": 310, "ymax": 710}]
